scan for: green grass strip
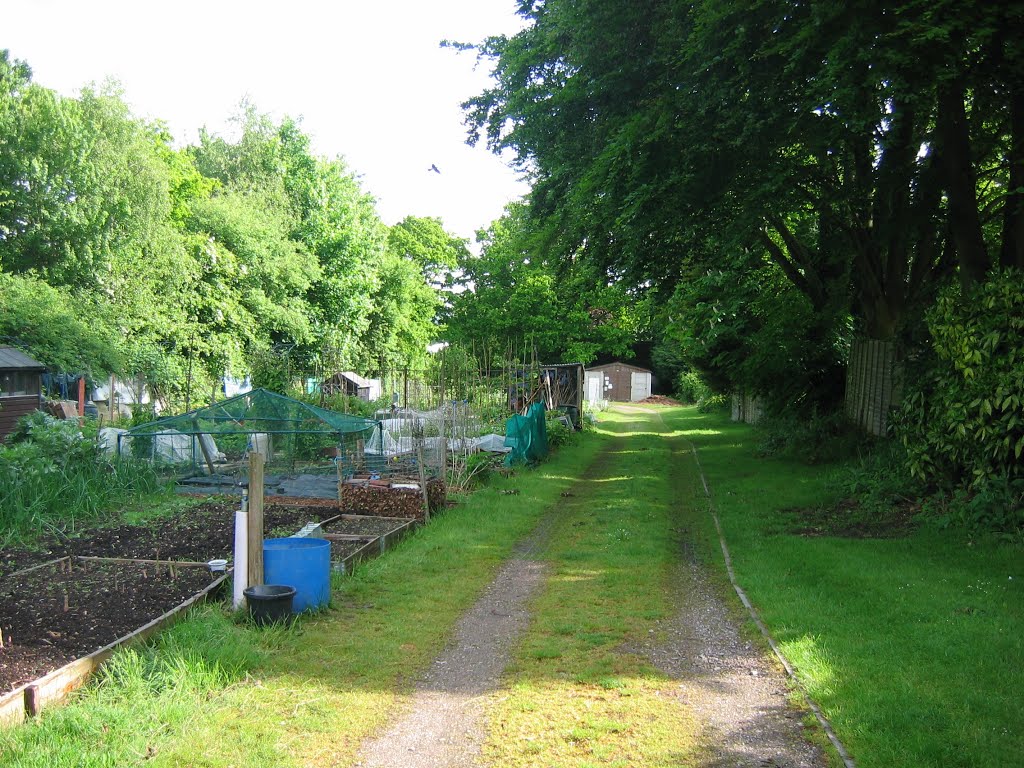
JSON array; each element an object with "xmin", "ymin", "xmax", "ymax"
[
  {"xmin": 0, "ymin": 433, "xmax": 605, "ymax": 767},
  {"xmin": 482, "ymin": 408, "xmax": 704, "ymax": 767},
  {"xmin": 661, "ymin": 406, "xmax": 1024, "ymax": 768}
]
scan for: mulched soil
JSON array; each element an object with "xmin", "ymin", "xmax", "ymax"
[
  {"xmin": 637, "ymin": 395, "xmax": 683, "ymax": 406},
  {"xmin": 0, "ymin": 499, "xmax": 416, "ymax": 696},
  {"xmin": 785, "ymin": 497, "xmax": 920, "ymax": 538},
  {"xmin": 0, "ymin": 558, "xmax": 215, "ymax": 694}
]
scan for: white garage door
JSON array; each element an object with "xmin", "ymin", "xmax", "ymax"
[{"xmin": 629, "ymin": 372, "xmax": 651, "ymax": 402}]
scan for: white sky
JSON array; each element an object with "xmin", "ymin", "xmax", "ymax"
[{"xmin": 4, "ymin": 0, "xmax": 528, "ymax": 243}]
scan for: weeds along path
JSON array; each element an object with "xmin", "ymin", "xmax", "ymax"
[
  {"xmin": 354, "ymin": 425, "xmax": 632, "ymax": 768},
  {"xmin": 479, "ymin": 404, "xmax": 826, "ymax": 767}
]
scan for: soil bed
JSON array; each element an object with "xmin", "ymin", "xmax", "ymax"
[
  {"xmin": 0, "ymin": 558, "xmax": 214, "ymax": 694},
  {"xmin": 327, "ymin": 539, "xmax": 370, "ymax": 562},
  {"xmin": 0, "ymin": 500, "xmax": 362, "ymax": 578},
  {"xmin": 0, "ymin": 501, "xmax": 413, "ymax": 694},
  {"xmin": 784, "ymin": 498, "xmax": 919, "ymax": 538}
]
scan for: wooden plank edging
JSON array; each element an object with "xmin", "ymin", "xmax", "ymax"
[
  {"xmin": 332, "ymin": 518, "xmax": 417, "ymax": 576},
  {"xmin": 0, "ymin": 571, "xmax": 229, "ymax": 727}
]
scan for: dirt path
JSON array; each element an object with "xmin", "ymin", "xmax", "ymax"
[
  {"xmin": 356, "ymin": 406, "xmax": 825, "ymax": 767},
  {"xmin": 354, "ymin": 509, "xmax": 557, "ymax": 768}
]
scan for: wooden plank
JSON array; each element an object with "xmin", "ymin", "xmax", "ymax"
[
  {"xmin": 321, "ymin": 533, "xmax": 377, "ymax": 541},
  {"xmin": 247, "ymin": 451, "xmax": 265, "ymax": 587},
  {"xmin": 0, "ymin": 685, "xmax": 27, "ymax": 726},
  {"xmin": 75, "ymin": 556, "xmax": 212, "ymax": 568},
  {"xmin": 1, "ymin": 556, "xmax": 72, "ymax": 581}
]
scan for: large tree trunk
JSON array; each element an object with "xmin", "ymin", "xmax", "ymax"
[
  {"xmin": 1001, "ymin": 85, "xmax": 1024, "ymax": 270},
  {"xmin": 937, "ymin": 77, "xmax": 991, "ymax": 285}
]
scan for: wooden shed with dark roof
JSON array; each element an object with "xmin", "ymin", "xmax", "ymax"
[
  {"xmin": 0, "ymin": 346, "xmax": 45, "ymax": 441},
  {"xmin": 584, "ymin": 361, "xmax": 653, "ymax": 403}
]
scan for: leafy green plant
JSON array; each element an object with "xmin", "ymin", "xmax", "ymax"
[
  {"xmin": 923, "ymin": 475, "xmax": 1024, "ymax": 540},
  {"xmin": 895, "ymin": 270, "xmax": 1024, "ymax": 501},
  {"xmin": 674, "ymin": 369, "xmax": 710, "ymax": 405},
  {"xmin": 545, "ymin": 413, "xmax": 575, "ymax": 449},
  {"xmin": 755, "ymin": 409, "xmax": 871, "ymax": 464},
  {"xmin": 697, "ymin": 393, "xmax": 729, "ymax": 413},
  {"xmin": 0, "ymin": 412, "xmax": 164, "ymax": 540}
]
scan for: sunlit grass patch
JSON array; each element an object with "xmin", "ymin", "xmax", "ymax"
[
  {"xmin": 488, "ymin": 679, "xmax": 700, "ymax": 768},
  {"xmin": 485, "ymin": 415, "xmax": 703, "ymax": 766}
]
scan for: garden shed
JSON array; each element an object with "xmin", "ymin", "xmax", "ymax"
[
  {"xmin": 0, "ymin": 346, "xmax": 45, "ymax": 441},
  {"xmin": 585, "ymin": 361, "xmax": 653, "ymax": 403},
  {"xmin": 321, "ymin": 371, "xmax": 382, "ymax": 402}
]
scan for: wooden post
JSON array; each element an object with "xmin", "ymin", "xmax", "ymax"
[
  {"xmin": 192, "ymin": 420, "xmax": 217, "ymax": 476},
  {"xmin": 336, "ymin": 456, "xmax": 345, "ymax": 509},
  {"xmin": 247, "ymin": 451, "xmax": 265, "ymax": 587},
  {"xmin": 77, "ymin": 376, "xmax": 85, "ymax": 418},
  {"xmin": 24, "ymin": 685, "xmax": 40, "ymax": 718},
  {"xmin": 416, "ymin": 442, "xmax": 431, "ymax": 523}
]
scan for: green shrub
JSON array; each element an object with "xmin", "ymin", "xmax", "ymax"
[
  {"xmin": 545, "ymin": 414, "xmax": 575, "ymax": 449},
  {"xmin": 0, "ymin": 412, "xmax": 164, "ymax": 540},
  {"xmin": 923, "ymin": 475, "xmax": 1024, "ymax": 539},
  {"xmin": 675, "ymin": 370, "xmax": 711, "ymax": 405},
  {"xmin": 755, "ymin": 409, "xmax": 872, "ymax": 464},
  {"xmin": 895, "ymin": 270, "xmax": 1024, "ymax": 491},
  {"xmin": 697, "ymin": 393, "xmax": 729, "ymax": 413}
]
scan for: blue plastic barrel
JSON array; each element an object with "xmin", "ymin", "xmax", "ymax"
[{"xmin": 263, "ymin": 537, "xmax": 331, "ymax": 613}]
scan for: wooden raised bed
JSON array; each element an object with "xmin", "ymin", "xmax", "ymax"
[
  {"xmin": 324, "ymin": 516, "xmax": 417, "ymax": 575},
  {"xmin": 0, "ymin": 557, "xmax": 227, "ymax": 727}
]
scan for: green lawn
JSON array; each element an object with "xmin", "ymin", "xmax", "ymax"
[{"xmin": 662, "ymin": 406, "xmax": 1024, "ymax": 768}]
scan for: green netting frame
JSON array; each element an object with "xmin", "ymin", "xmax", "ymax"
[{"xmin": 121, "ymin": 388, "xmax": 380, "ymax": 473}]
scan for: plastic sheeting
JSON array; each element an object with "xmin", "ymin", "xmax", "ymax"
[{"xmin": 504, "ymin": 402, "xmax": 548, "ymax": 465}]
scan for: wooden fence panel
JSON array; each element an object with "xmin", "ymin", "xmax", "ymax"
[{"xmin": 845, "ymin": 339, "xmax": 898, "ymax": 436}]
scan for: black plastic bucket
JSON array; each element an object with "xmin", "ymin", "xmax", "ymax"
[{"xmin": 243, "ymin": 584, "xmax": 297, "ymax": 625}]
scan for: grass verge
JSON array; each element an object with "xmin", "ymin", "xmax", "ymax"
[
  {"xmin": 0, "ymin": 431, "xmax": 604, "ymax": 767},
  {"xmin": 663, "ymin": 406, "xmax": 1024, "ymax": 768}
]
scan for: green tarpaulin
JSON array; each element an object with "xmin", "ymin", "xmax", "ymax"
[{"xmin": 504, "ymin": 402, "xmax": 548, "ymax": 465}]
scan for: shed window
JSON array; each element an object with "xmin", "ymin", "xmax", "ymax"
[{"xmin": 0, "ymin": 371, "xmax": 40, "ymax": 397}]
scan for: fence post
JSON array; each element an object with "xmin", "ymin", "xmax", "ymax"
[{"xmin": 247, "ymin": 451, "xmax": 265, "ymax": 587}]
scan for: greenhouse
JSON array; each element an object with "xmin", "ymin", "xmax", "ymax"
[{"xmin": 117, "ymin": 388, "xmax": 383, "ymax": 483}]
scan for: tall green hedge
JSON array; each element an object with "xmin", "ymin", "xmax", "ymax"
[{"xmin": 897, "ymin": 271, "xmax": 1024, "ymax": 488}]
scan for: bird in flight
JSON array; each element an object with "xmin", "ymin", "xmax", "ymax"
[{"xmin": 428, "ymin": 164, "xmax": 441, "ymax": 174}]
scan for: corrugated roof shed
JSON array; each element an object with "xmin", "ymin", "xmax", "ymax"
[{"xmin": 0, "ymin": 346, "xmax": 46, "ymax": 371}]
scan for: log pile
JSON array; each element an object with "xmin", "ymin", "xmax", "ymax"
[{"xmin": 339, "ymin": 479, "xmax": 446, "ymax": 521}]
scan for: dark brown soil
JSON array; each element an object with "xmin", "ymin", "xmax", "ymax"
[
  {"xmin": 786, "ymin": 497, "xmax": 919, "ymax": 538},
  {"xmin": 0, "ymin": 499, "xmax": 414, "ymax": 696},
  {"xmin": 0, "ymin": 558, "xmax": 216, "ymax": 694},
  {"xmin": 0, "ymin": 500, "xmax": 413, "ymax": 579},
  {"xmin": 328, "ymin": 539, "xmax": 371, "ymax": 561}
]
